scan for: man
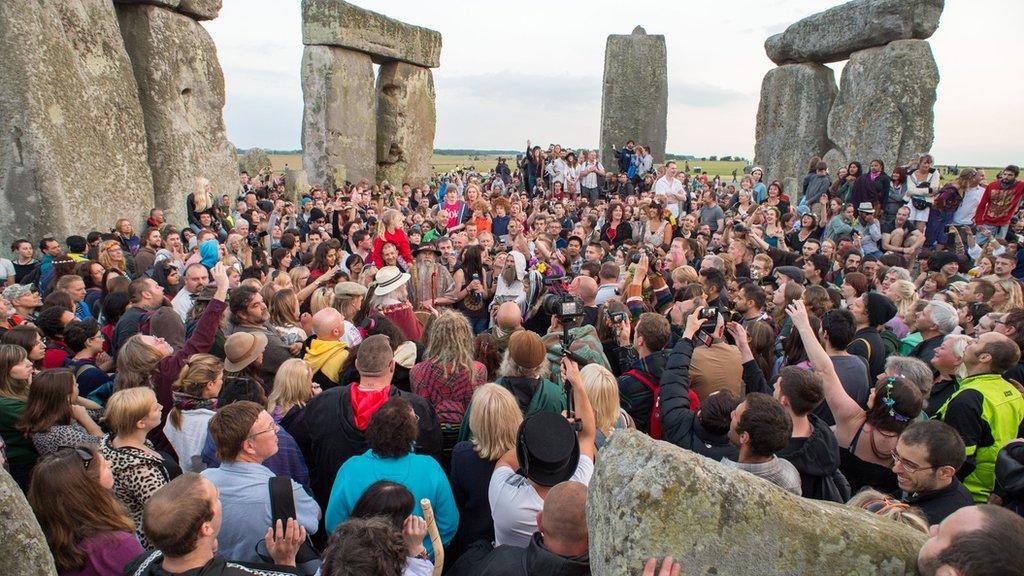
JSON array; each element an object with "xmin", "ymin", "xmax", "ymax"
[
  {"xmin": 698, "ymin": 190, "xmax": 725, "ymax": 234},
  {"xmin": 55, "ymin": 274, "xmax": 92, "ymax": 321},
  {"xmin": 802, "ymin": 253, "xmax": 835, "ymax": 290},
  {"xmin": 202, "ymin": 401, "xmax": 320, "ymax": 564},
  {"xmin": 303, "ymin": 308, "xmax": 350, "ymax": 389},
  {"xmin": 594, "ymin": 262, "xmax": 619, "ymax": 306},
  {"xmin": 893, "ymin": 420, "xmax": 974, "ymax": 524},
  {"xmin": 723, "ymin": 392, "xmax": 802, "ymax": 495},
  {"xmin": 774, "ymin": 366, "xmax": 847, "ymax": 502},
  {"xmin": 134, "ymin": 227, "xmax": 163, "ymax": 276},
  {"xmin": 734, "ymin": 282, "xmax": 771, "ymax": 327},
  {"xmin": 567, "ymin": 275, "xmax": 598, "ymax": 327},
  {"xmin": 975, "ymin": 164, "xmax": 1024, "ymax": 238},
  {"xmin": 478, "ymin": 481, "xmax": 590, "ymax": 576},
  {"xmin": 689, "ymin": 309, "xmax": 743, "ymax": 402},
  {"xmin": 350, "ymin": 229, "xmax": 372, "ymax": 264},
  {"xmin": 490, "ymin": 361, "xmax": 596, "ymax": 548},
  {"xmin": 617, "ymin": 313, "xmax": 671, "ymax": 435},
  {"xmin": 910, "ymin": 300, "xmax": 960, "ymax": 373},
  {"xmin": 612, "ymin": 140, "xmax": 635, "ymax": 174},
  {"xmin": 411, "ymin": 242, "xmax": 456, "ymax": 308},
  {"xmin": 578, "ymin": 150, "xmax": 605, "ymax": 205},
  {"xmin": 853, "ymin": 202, "xmax": 882, "ymax": 258},
  {"xmin": 847, "ymin": 292, "xmax": 897, "ymax": 381},
  {"xmin": 3, "ymin": 283, "xmax": 42, "ymax": 323},
  {"xmin": 654, "ymin": 161, "xmax": 686, "ymax": 218},
  {"xmin": 172, "ymin": 263, "xmax": 210, "ymax": 322},
  {"xmin": 227, "ymin": 285, "xmax": 296, "ymax": 383},
  {"xmin": 936, "ymin": 331, "xmax": 1024, "ymax": 502},
  {"xmin": 486, "ymin": 301, "xmax": 523, "ymax": 355},
  {"xmin": 916, "ymin": 505, "xmax": 1024, "ymax": 576},
  {"xmin": 126, "ymin": 473, "xmax": 305, "ymax": 576},
  {"xmin": 146, "ymin": 207, "xmax": 167, "ymax": 231},
  {"xmin": 962, "ymin": 278, "xmax": 995, "ymax": 304},
  {"xmin": 298, "ymin": 335, "xmax": 441, "ymax": 508},
  {"xmin": 64, "ymin": 235, "xmax": 89, "ymax": 262},
  {"xmin": 584, "ymin": 241, "xmax": 605, "ymax": 265},
  {"xmin": 993, "ymin": 252, "xmax": 1016, "ymax": 282},
  {"xmin": 112, "ymin": 277, "xmax": 166, "ymax": 355},
  {"xmin": 564, "ymin": 236, "xmax": 584, "ymax": 277},
  {"xmin": 699, "ymin": 266, "xmax": 728, "ymax": 309},
  {"xmin": 803, "ymin": 161, "xmax": 831, "ymax": 207},
  {"xmin": 814, "ymin": 310, "xmax": 871, "ymax": 425}
]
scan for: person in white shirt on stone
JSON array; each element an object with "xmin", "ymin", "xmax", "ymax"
[
  {"xmin": 172, "ymin": 263, "xmax": 209, "ymax": 322},
  {"xmin": 654, "ymin": 161, "xmax": 686, "ymax": 219},
  {"xmin": 578, "ymin": 150, "xmax": 606, "ymax": 206}
]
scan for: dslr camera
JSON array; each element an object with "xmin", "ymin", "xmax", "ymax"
[{"xmin": 541, "ymin": 276, "xmax": 584, "ymax": 322}]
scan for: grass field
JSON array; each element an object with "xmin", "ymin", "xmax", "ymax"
[{"xmin": 265, "ymin": 153, "xmax": 1002, "ymax": 185}]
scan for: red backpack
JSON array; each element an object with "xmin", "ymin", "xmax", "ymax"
[{"xmin": 625, "ymin": 369, "xmax": 700, "ymax": 440}]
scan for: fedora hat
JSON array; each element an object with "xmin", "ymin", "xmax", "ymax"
[
  {"xmin": 223, "ymin": 331, "xmax": 268, "ymax": 372},
  {"xmin": 373, "ymin": 266, "xmax": 411, "ymax": 296}
]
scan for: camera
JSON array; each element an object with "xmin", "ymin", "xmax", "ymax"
[
  {"xmin": 630, "ymin": 247, "xmax": 658, "ymax": 265},
  {"xmin": 609, "ymin": 311, "xmax": 627, "ymax": 324}
]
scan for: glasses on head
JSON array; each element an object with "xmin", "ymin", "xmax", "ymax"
[
  {"xmin": 74, "ymin": 447, "xmax": 94, "ymax": 469},
  {"xmin": 248, "ymin": 422, "xmax": 280, "ymax": 439},
  {"xmin": 890, "ymin": 449, "xmax": 934, "ymax": 473}
]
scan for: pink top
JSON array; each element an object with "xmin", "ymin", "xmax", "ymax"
[{"xmin": 64, "ymin": 531, "xmax": 144, "ymax": 576}]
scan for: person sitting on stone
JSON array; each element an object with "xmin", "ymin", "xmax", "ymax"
[
  {"xmin": 303, "ymin": 307, "xmax": 350, "ymax": 389},
  {"xmin": 125, "ymin": 472, "xmax": 307, "ymax": 576},
  {"xmin": 477, "ymin": 481, "xmax": 591, "ymax": 576},
  {"xmin": 893, "ymin": 420, "xmax": 974, "ymax": 524},
  {"xmin": 916, "ymin": 504, "xmax": 1024, "ymax": 576}
]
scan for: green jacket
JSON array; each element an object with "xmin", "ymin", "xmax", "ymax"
[
  {"xmin": 937, "ymin": 372, "xmax": 1024, "ymax": 502},
  {"xmin": 457, "ymin": 376, "xmax": 567, "ymax": 442},
  {"xmin": 541, "ymin": 325, "xmax": 611, "ymax": 382}
]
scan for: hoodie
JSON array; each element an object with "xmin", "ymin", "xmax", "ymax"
[
  {"xmin": 541, "ymin": 325, "xmax": 610, "ymax": 381},
  {"xmin": 304, "ymin": 338, "xmax": 349, "ymax": 386},
  {"xmin": 777, "ymin": 413, "xmax": 849, "ymax": 502},
  {"xmin": 478, "ymin": 532, "xmax": 590, "ymax": 576}
]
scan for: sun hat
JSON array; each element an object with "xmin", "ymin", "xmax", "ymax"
[
  {"xmin": 515, "ymin": 411, "xmax": 581, "ymax": 487},
  {"xmin": 223, "ymin": 331, "xmax": 268, "ymax": 372},
  {"xmin": 373, "ymin": 266, "xmax": 411, "ymax": 296},
  {"xmin": 507, "ymin": 330, "xmax": 546, "ymax": 369}
]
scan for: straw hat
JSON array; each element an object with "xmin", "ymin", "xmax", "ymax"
[{"xmin": 373, "ymin": 266, "xmax": 411, "ymax": 296}]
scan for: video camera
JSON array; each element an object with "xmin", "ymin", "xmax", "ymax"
[{"xmin": 540, "ymin": 276, "xmax": 585, "ymax": 325}]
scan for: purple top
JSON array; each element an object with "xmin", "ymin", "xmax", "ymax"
[{"xmin": 64, "ymin": 531, "xmax": 144, "ymax": 576}]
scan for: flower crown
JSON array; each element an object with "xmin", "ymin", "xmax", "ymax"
[{"xmin": 883, "ymin": 376, "xmax": 911, "ymax": 423}]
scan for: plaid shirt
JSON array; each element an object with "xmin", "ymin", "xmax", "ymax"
[{"xmin": 410, "ymin": 360, "xmax": 488, "ymax": 424}]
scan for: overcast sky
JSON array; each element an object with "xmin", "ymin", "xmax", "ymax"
[{"xmin": 204, "ymin": 0, "xmax": 1023, "ymax": 166}]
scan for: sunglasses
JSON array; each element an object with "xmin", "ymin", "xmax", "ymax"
[{"xmin": 74, "ymin": 447, "xmax": 94, "ymax": 469}]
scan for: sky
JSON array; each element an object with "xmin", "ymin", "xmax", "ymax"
[{"xmin": 204, "ymin": 0, "xmax": 1024, "ymax": 166}]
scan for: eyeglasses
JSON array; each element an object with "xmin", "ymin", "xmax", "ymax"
[
  {"xmin": 248, "ymin": 422, "xmax": 279, "ymax": 439},
  {"xmin": 890, "ymin": 449, "xmax": 934, "ymax": 473},
  {"xmin": 74, "ymin": 447, "xmax": 94, "ymax": 469}
]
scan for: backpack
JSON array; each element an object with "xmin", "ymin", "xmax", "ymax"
[
  {"xmin": 879, "ymin": 329, "xmax": 900, "ymax": 357},
  {"xmin": 626, "ymin": 369, "xmax": 701, "ymax": 441}
]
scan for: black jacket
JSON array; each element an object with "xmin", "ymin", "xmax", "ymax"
[
  {"xmin": 125, "ymin": 551, "xmax": 298, "ymax": 576},
  {"xmin": 478, "ymin": 533, "xmax": 590, "ymax": 576},
  {"xmin": 296, "ymin": 384, "xmax": 442, "ymax": 508},
  {"xmin": 902, "ymin": 478, "xmax": 975, "ymax": 524},
  {"xmin": 599, "ymin": 221, "xmax": 632, "ymax": 247},
  {"xmin": 777, "ymin": 414, "xmax": 850, "ymax": 502},
  {"xmin": 847, "ymin": 327, "xmax": 887, "ymax": 381},
  {"xmin": 617, "ymin": 349, "xmax": 667, "ymax": 435}
]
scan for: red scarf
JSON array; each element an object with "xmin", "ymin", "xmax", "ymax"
[{"xmin": 350, "ymin": 384, "xmax": 392, "ymax": 430}]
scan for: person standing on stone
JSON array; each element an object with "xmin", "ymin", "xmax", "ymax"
[
  {"xmin": 974, "ymin": 164, "xmax": 1024, "ymax": 239},
  {"xmin": 850, "ymin": 159, "xmax": 891, "ymax": 215},
  {"xmin": 578, "ymin": 150, "xmax": 606, "ymax": 206},
  {"xmin": 612, "ymin": 140, "xmax": 636, "ymax": 175},
  {"xmin": 524, "ymin": 141, "xmax": 545, "ymax": 199},
  {"xmin": 654, "ymin": 161, "xmax": 686, "ymax": 219}
]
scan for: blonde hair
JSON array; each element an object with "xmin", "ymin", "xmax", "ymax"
[
  {"xmin": 468, "ymin": 384, "xmax": 522, "ymax": 460},
  {"xmin": 379, "ymin": 209, "xmax": 403, "ymax": 235},
  {"xmin": 994, "ymin": 277, "xmax": 1024, "ymax": 313},
  {"xmin": 944, "ymin": 334, "xmax": 973, "ymax": 380},
  {"xmin": 889, "ymin": 280, "xmax": 919, "ymax": 320},
  {"xmin": 671, "ymin": 265, "xmax": 698, "ymax": 286},
  {"xmin": 103, "ymin": 387, "xmax": 157, "ymax": 437},
  {"xmin": 581, "ymin": 364, "xmax": 620, "ymax": 434},
  {"xmin": 423, "ymin": 310, "xmax": 479, "ymax": 384},
  {"xmin": 269, "ymin": 288, "xmax": 300, "ymax": 328},
  {"xmin": 289, "ymin": 266, "xmax": 311, "ymax": 290},
  {"xmin": 114, "ymin": 335, "xmax": 166, "ymax": 390},
  {"xmin": 847, "ymin": 489, "xmax": 929, "ymax": 534},
  {"xmin": 268, "ymin": 358, "xmax": 313, "ymax": 415},
  {"xmin": 192, "ymin": 177, "xmax": 212, "ymax": 212},
  {"xmin": 170, "ymin": 354, "xmax": 223, "ymax": 429},
  {"xmin": 97, "ymin": 240, "xmax": 123, "ymax": 271},
  {"xmin": 310, "ymin": 287, "xmax": 335, "ymax": 316}
]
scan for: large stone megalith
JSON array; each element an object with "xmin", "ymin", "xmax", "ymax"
[
  {"xmin": 754, "ymin": 63, "xmax": 837, "ymax": 199},
  {"xmin": 0, "ymin": 0, "xmax": 155, "ymax": 245},
  {"xmin": 116, "ymin": 3, "xmax": 239, "ymax": 226},
  {"xmin": 376, "ymin": 62, "xmax": 436, "ymax": 187},
  {"xmin": 589, "ymin": 431, "xmax": 926, "ymax": 576},
  {"xmin": 301, "ymin": 45, "xmax": 377, "ymax": 189},
  {"xmin": 823, "ymin": 40, "xmax": 939, "ymax": 172},
  {"xmin": 600, "ymin": 26, "xmax": 667, "ymax": 171}
]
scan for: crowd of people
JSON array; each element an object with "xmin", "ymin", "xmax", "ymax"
[{"xmin": 2, "ymin": 140, "xmax": 1024, "ymax": 576}]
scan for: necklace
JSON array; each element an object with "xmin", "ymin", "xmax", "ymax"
[{"xmin": 867, "ymin": 424, "xmax": 897, "ymax": 462}]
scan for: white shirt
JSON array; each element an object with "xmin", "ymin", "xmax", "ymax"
[
  {"xmin": 163, "ymin": 408, "xmax": 215, "ymax": 473},
  {"xmin": 654, "ymin": 176, "xmax": 685, "ymax": 217},
  {"xmin": 171, "ymin": 288, "xmax": 195, "ymax": 322},
  {"xmin": 579, "ymin": 162, "xmax": 604, "ymax": 189},
  {"xmin": 490, "ymin": 455, "xmax": 594, "ymax": 548},
  {"xmin": 0, "ymin": 258, "xmax": 14, "ymax": 282},
  {"xmin": 953, "ymin": 184, "xmax": 985, "ymax": 226},
  {"xmin": 547, "ymin": 158, "xmax": 567, "ymax": 185}
]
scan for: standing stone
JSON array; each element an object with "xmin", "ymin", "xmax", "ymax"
[
  {"xmin": 116, "ymin": 3, "xmax": 239, "ymax": 228},
  {"xmin": 241, "ymin": 148, "xmax": 272, "ymax": 177},
  {"xmin": 754, "ymin": 63, "xmax": 837, "ymax": 200},
  {"xmin": 0, "ymin": 468, "xmax": 57, "ymax": 576},
  {"xmin": 823, "ymin": 40, "xmax": 938, "ymax": 173},
  {"xmin": 765, "ymin": 0, "xmax": 944, "ymax": 65},
  {"xmin": 284, "ymin": 169, "xmax": 310, "ymax": 200},
  {"xmin": 0, "ymin": 0, "xmax": 155, "ymax": 245},
  {"xmin": 376, "ymin": 62, "xmax": 436, "ymax": 188},
  {"xmin": 599, "ymin": 26, "xmax": 667, "ymax": 171},
  {"xmin": 302, "ymin": 0, "xmax": 442, "ymax": 68},
  {"xmin": 114, "ymin": 0, "xmax": 220, "ymax": 20},
  {"xmin": 301, "ymin": 45, "xmax": 376, "ymax": 190},
  {"xmin": 589, "ymin": 431, "xmax": 926, "ymax": 576}
]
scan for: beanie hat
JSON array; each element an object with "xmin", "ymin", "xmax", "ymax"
[
  {"xmin": 865, "ymin": 292, "xmax": 898, "ymax": 327},
  {"xmin": 508, "ymin": 330, "xmax": 546, "ymax": 369},
  {"xmin": 199, "ymin": 239, "xmax": 220, "ymax": 269}
]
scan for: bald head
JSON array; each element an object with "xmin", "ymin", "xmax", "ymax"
[
  {"xmin": 312, "ymin": 307, "xmax": 343, "ymax": 341},
  {"xmin": 570, "ymin": 276, "xmax": 598, "ymax": 306},
  {"xmin": 495, "ymin": 301, "xmax": 522, "ymax": 330},
  {"xmin": 538, "ymin": 481, "xmax": 588, "ymax": 554}
]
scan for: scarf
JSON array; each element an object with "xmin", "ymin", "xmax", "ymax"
[
  {"xmin": 350, "ymin": 384, "xmax": 392, "ymax": 430},
  {"xmin": 173, "ymin": 391, "xmax": 217, "ymax": 412}
]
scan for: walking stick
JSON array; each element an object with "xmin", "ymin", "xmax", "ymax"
[{"xmin": 421, "ymin": 498, "xmax": 444, "ymax": 576}]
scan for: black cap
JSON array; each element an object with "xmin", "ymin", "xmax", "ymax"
[
  {"xmin": 775, "ymin": 266, "xmax": 805, "ymax": 285},
  {"xmin": 515, "ymin": 412, "xmax": 580, "ymax": 487},
  {"xmin": 865, "ymin": 292, "xmax": 898, "ymax": 326}
]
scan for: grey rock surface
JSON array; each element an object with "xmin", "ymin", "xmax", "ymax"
[
  {"xmin": 376, "ymin": 62, "xmax": 436, "ymax": 188},
  {"xmin": 589, "ymin": 431, "xmax": 926, "ymax": 576},
  {"xmin": 301, "ymin": 45, "xmax": 377, "ymax": 190},
  {"xmin": 754, "ymin": 63, "xmax": 837, "ymax": 201},
  {"xmin": 823, "ymin": 40, "xmax": 938, "ymax": 172},
  {"xmin": 176, "ymin": 0, "xmax": 221, "ymax": 20},
  {"xmin": 302, "ymin": 0, "xmax": 441, "ymax": 68},
  {"xmin": 241, "ymin": 148, "xmax": 272, "ymax": 177},
  {"xmin": 766, "ymin": 0, "xmax": 944, "ymax": 65},
  {"xmin": 117, "ymin": 3, "xmax": 238, "ymax": 228},
  {"xmin": 0, "ymin": 468, "xmax": 56, "ymax": 576},
  {"xmin": 599, "ymin": 27, "xmax": 667, "ymax": 171},
  {"xmin": 0, "ymin": 0, "xmax": 154, "ymax": 245}
]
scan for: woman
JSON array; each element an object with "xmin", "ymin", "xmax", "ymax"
[
  {"xmin": 151, "ymin": 260, "xmax": 180, "ymax": 298},
  {"xmin": 838, "ymin": 162, "xmax": 861, "ymax": 202},
  {"xmin": 268, "ymin": 358, "xmax": 319, "ymax": 445},
  {"xmin": 761, "ymin": 206, "xmax": 785, "ymax": 248},
  {"xmin": 763, "ymin": 180, "xmax": 790, "ymax": 215},
  {"xmin": 639, "ymin": 203, "xmax": 672, "ymax": 254},
  {"xmin": 355, "ymin": 266, "xmax": 423, "ymax": 342},
  {"xmin": 563, "ymin": 151, "xmax": 580, "ymax": 196},
  {"xmin": 345, "ymin": 481, "xmax": 435, "ymax": 574},
  {"xmin": 750, "ymin": 166, "xmax": 767, "ymax": 203},
  {"xmin": 906, "ymin": 154, "xmax": 941, "ymax": 233},
  {"xmin": 113, "ymin": 263, "xmax": 227, "ymax": 454},
  {"xmin": 599, "ymin": 202, "xmax": 631, "ymax": 248},
  {"xmin": 334, "ymin": 282, "xmax": 367, "ymax": 347},
  {"xmin": 918, "ymin": 272, "xmax": 947, "ymax": 300},
  {"xmin": 746, "ymin": 321, "xmax": 777, "ymax": 383},
  {"xmin": 372, "ymin": 209, "xmax": 413, "ymax": 270},
  {"xmin": 97, "ymin": 241, "xmax": 128, "ymax": 278},
  {"xmin": 926, "ymin": 169, "xmax": 972, "ymax": 247},
  {"xmin": 882, "ymin": 167, "xmax": 909, "ymax": 233},
  {"xmin": 788, "ymin": 299, "xmax": 922, "ymax": 495},
  {"xmin": 582, "ymin": 363, "xmax": 634, "ymax": 448},
  {"xmin": 17, "ymin": 369, "xmax": 102, "ymax": 456},
  {"xmin": 186, "ymin": 176, "xmax": 216, "ymax": 233},
  {"xmin": 269, "ymin": 288, "xmax": 307, "ymax": 346},
  {"xmin": 100, "ymin": 387, "xmax": 181, "ymax": 548},
  {"xmin": 847, "ymin": 489, "xmax": 929, "ymax": 534},
  {"xmin": 840, "ymin": 272, "xmax": 869, "ymax": 308},
  {"xmin": 324, "ymin": 396, "xmax": 458, "ymax": 555},
  {"xmin": 970, "ymin": 255, "xmax": 995, "ymax": 278},
  {"xmin": 410, "ymin": 310, "xmax": 487, "ymax": 462},
  {"xmin": 28, "ymin": 446, "xmax": 144, "ymax": 576},
  {"xmin": 927, "ymin": 334, "xmax": 971, "ymax": 418},
  {"xmin": 823, "ymin": 203, "xmax": 856, "ymax": 242},
  {"xmin": 885, "ymin": 279, "xmax": 919, "ymax": 339},
  {"xmin": 309, "ymin": 242, "xmax": 340, "ymax": 283},
  {"xmin": 850, "ymin": 159, "xmax": 891, "ymax": 213},
  {"xmin": 0, "ymin": 344, "xmax": 38, "ymax": 489},
  {"xmin": 76, "ymin": 260, "xmax": 106, "ymax": 318},
  {"xmin": 991, "ymin": 277, "xmax": 1024, "ymax": 313},
  {"xmin": 449, "ymin": 384, "xmax": 522, "ymax": 558},
  {"xmin": 271, "ymin": 247, "xmax": 293, "ymax": 276},
  {"xmin": 452, "ymin": 246, "xmax": 494, "ymax": 334},
  {"xmin": 222, "ymin": 330, "xmax": 268, "ymax": 393},
  {"xmin": 164, "ymin": 353, "xmax": 223, "ymax": 472}
]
